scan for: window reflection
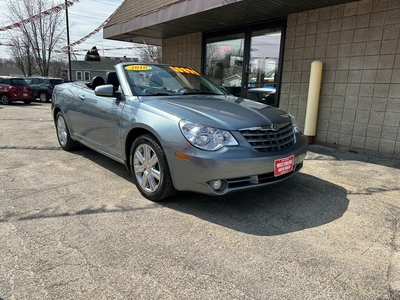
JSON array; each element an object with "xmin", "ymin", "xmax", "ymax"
[
  {"xmin": 247, "ymin": 30, "xmax": 281, "ymax": 106},
  {"xmin": 204, "ymin": 27, "xmax": 282, "ymax": 106},
  {"xmin": 205, "ymin": 34, "xmax": 244, "ymax": 97}
]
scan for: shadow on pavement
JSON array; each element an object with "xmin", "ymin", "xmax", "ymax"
[
  {"xmin": 307, "ymin": 144, "xmax": 400, "ymax": 169},
  {"xmin": 1, "ymin": 172, "xmax": 349, "ymax": 237},
  {"xmin": 3, "ymin": 147, "xmax": 349, "ymax": 237},
  {"xmin": 161, "ymin": 172, "xmax": 349, "ymax": 236},
  {"xmin": 1, "ymin": 102, "xmax": 42, "ymax": 108}
]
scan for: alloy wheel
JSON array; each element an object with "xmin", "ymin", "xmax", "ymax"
[
  {"xmin": 57, "ymin": 115, "xmax": 68, "ymax": 147},
  {"xmin": 1, "ymin": 95, "xmax": 10, "ymax": 105},
  {"xmin": 133, "ymin": 143, "xmax": 161, "ymax": 193},
  {"xmin": 39, "ymin": 93, "xmax": 48, "ymax": 103}
]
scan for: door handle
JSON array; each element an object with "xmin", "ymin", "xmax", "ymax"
[{"xmin": 78, "ymin": 95, "xmax": 85, "ymax": 100}]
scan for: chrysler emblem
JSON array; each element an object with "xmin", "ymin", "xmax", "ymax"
[
  {"xmin": 240, "ymin": 123, "xmax": 288, "ymax": 132},
  {"xmin": 270, "ymin": 123, "xmax": 279, "ymax": 131}
]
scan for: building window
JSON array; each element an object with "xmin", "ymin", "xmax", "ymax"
[
  {"xmin": 203, "ymin": 21, "xmax": 284, "ymax": 107},
  {"xmin": 205, "ymin": 33, "xmax": 245, "ymax": 98},
  {"xmin": 84, "ymin": 71, "xmax": 91, "ymax": 81},
  {"xmin": 76, "ymin": 71, "xmax": 82, "ymax": 81}
]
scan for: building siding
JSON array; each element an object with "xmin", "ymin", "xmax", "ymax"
[
  {"xmin": 162, "ymin": 32, "xmax": 202, "ymax": 71},
  {"xmin": 280, "ymin": 0, "xmax": 400, "ymax": 155},
  {"xmin": 107, "ymin": 0, "xmax": 181, "ymax": 27}
]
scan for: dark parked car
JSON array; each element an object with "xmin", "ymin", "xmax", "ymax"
[
  {"xmin": 51, "ymin": 63, "xmax": 307, "ymax": 201},
  {"xmin": 0, "ymin": 76, "xmax": 34, "ymax": 105},
  {"xmin": 247, "ymin": 87, "xmax": 276, "ymax": 105},
  {"xmin": 26, "ymin": 77, "xmax": 64, "ymax": 102}
]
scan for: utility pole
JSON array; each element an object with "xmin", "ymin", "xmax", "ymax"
[{"xmin": 65, "ymin": 0, "xmax": 72, "ymax": 81}]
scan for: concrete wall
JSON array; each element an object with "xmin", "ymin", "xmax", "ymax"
[
  {"xmin": 280, "ymin": 0, "xmax": 400, "ymax": 155},
  {"xmin": 162, "ymin": 32, "xmax": 202, "ymax": 72}
]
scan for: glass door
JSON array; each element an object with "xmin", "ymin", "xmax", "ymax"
[
  {"xmin": 204, "ymin": 33, "xmax": 245, "ymax": 97},
  {"xmin": 203, "ymin": 21, "xmax": 284, "ymax": 106},
  {"xmin": 246, "ymin": 29, "xmax": 282, "ymax": 106}
]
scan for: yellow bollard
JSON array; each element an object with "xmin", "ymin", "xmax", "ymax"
[{"xmin": 304, "ymin": 60, "xmax": 323, "ymax": 144}]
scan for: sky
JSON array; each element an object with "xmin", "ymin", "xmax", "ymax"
[{"xmin": 0, "ymin": 0, "xmax": 137, "ymax": 61}]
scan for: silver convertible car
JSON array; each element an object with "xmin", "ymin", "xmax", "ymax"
[{"xmin": 51, "ymin": 63, "xmax": 307, "ymax": 201}]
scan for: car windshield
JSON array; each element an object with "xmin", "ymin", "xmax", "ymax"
[
  {"xmin": 123, "ymin": 64, "xmax": 226, "ymax": 96},
  {"xmin": 10, "ymin": 78, "xmax": 28, "ymax": 86}
]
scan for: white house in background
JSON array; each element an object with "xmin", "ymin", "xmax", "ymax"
[
  {"xmin": 62, "ymin": 58, "xmax": 139, "ymax": 82},
  {"xmin": 223, "ymin": 74, "xmax": 242, "ymax": 87}
]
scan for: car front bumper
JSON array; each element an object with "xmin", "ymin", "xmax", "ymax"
[
  {"xmin": 166, "ymin": 134, "xmax": 308, "ymax": 196},
  {"xmin": 10, "ymin": 94, "xmax": 34, "ymax": 101}
]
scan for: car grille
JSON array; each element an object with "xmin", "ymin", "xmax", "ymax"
[
  {"xmin": 226, "ymin": 162, "xmax": 303, "ymax": 189},
  {"xmin": 239, "ymin": 123, "xmax": 295, "ymax": 152}
]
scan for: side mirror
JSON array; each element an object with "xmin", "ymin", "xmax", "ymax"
[{"xmin": 95, "ymin": 84, "xmax": 120, "ymax": 98}]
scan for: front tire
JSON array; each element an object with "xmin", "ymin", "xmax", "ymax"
[
  {"xmin": 130, "ymin": 134, "xmax": 176, "ymax": 201},
  {"xmin": 55, "ymin": 111, "xmax": 78, "ymax": 151},
  {"xmin": 1, "ymin": 95, "xmax": 10, "ymax": 105},
  {"xmin": 39, "ymin": 92, "xmax": 49, "ymax": 103}
]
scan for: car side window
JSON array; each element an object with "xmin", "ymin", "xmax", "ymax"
[{"xmin": 0, "ymin": 78, "xmax": 3, "ymax": 84}]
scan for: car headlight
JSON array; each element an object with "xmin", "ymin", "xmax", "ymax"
[
  {"xmin": 179, "ymin": 120, "xmax": 238, "ymax": 151},
  {"xmin": 289, "ymin": 114, "xmax": 300, "ymax": 133}
]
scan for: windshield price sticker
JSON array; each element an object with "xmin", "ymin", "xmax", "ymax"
[
  {"xmin": 170, "ymin": 66, "xmax": 200, "ymax": 76},
  {"xmin": 274, "ymin": 155, "xmax": 294, "ymax": 177},
  {"xmin": 125, "ymin": 65, "xmax": 152, "ymax": 71}
]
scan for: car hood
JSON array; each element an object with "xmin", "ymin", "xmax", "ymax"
[{"xmin": 139, "ymin": 95, "xmax": 292, "ymax": 130}]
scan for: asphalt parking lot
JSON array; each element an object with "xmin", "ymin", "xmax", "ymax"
[{"xmin": 1, "ymin": 102, "xmax": 399, "ymax": 300}]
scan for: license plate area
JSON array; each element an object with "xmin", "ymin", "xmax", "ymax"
[{"xmin": 274, "ymin": 155, "xmax": 294, "ymax": 177}]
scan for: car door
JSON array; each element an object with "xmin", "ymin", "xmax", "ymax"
[
  {"xmin": 29, "ymin": 78, "xmax": 37, "ymax": 96},
  {"xmin": 30, "ymin": 78, "xmax": 40, "ymax": 97},
  {"xmin": 9, "ymin": 78, "xmax": 31, "ymax": 99},
  {"xmin": 0, "ymin": 78, "xmax": 5, "ymax": 93},
  {"xmin": 76, "ymin": 88, "xmax": 125, "ymax": 160}
]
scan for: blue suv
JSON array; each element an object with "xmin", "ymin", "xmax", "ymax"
[{"xmin": 26, "ymin": 77, "xmax": 64, "ymax": 103}]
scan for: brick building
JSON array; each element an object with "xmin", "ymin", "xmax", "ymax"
[{"xmin": 104, "ymin": 0, "xmax": 400, "ymax": 155}]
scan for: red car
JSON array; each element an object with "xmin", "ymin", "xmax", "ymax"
[{"xmin": 0, "ymin": 76, "xmax": 34, "ymax": 105}]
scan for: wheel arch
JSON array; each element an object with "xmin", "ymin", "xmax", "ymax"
[
  {"xmin": 127, "ymin": 128, "xmax": 177, "ymax": 201},
  {"xmin": 52, "ymin": 106, "xmax": 62, "ymax": 123},
  {"xmin": 124, "ymin": 127, "xmax": 160, "ymax": 171}
]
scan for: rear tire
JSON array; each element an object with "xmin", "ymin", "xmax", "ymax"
[
  {"xmin": 55, "ymin": 111, "xmax": 79, "ymax": 151},
  {"xmin": 130, "ymin": 134, "xmax": 176, "ymax": 201},
  {"xmin": 1, "ymin": 95, "xmax": 10, "ymax": 105},
  {"xmin": 39, "ymin": 92, "xmax": 49, "ymax": 103}
]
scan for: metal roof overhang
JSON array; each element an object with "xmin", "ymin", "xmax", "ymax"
[{"xmin": 104, "ymin": 0, "xmax": 359, "ymax": 45}]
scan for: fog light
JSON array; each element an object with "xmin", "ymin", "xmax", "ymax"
[{"xmin": 211, "ymin": 180, "xmax": 222, "ymax": 191}]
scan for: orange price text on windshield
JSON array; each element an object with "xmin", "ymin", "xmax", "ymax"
[{"xmin": 170, "ymin": 66, "xmax": 200, "ymax": 76}]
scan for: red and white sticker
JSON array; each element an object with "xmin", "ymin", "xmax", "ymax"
[{"xmin": 274, "ymin": 155, "xmax": 294, "ymax": 177}]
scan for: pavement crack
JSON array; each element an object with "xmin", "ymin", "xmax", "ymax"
[
  {"xmin": 6, "ymin": 181, "xmax": 82, "ymax": 202},
  {"xmin": 387, "ymin": 213, "xmax": 400, "ymax": 299}
]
